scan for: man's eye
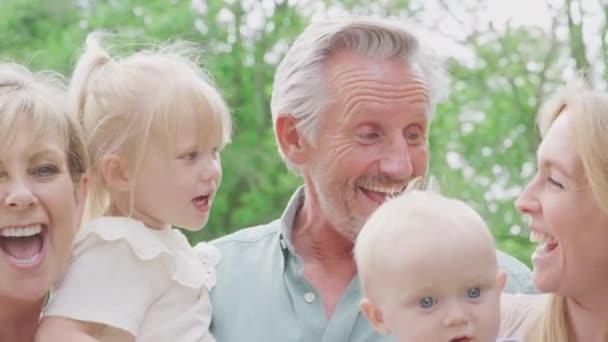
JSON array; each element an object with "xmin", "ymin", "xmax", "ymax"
[
  {"xmin": 405, "ymin": 126, "xmax": 424, "ymax": 144},
  {"xmin": 360, "ymin": 132, "xmax": 380, "ymax": 140}
]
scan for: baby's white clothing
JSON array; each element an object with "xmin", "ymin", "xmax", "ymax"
[{"xmin": 44, "ymin": 216, "xmax": 219, "ymax": 342}]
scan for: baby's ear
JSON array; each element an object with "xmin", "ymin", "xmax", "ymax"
[
  {"xmin": 360, "ymin": 298, "xmax": 390, "ymax": 335},
  {"xmin": 497, "ymin": 270, "xmax": 507, "ymax": 292}
]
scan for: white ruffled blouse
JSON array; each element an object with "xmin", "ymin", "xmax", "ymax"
[{"xmin": 44, "ymin": 216, "xmax": 219, "ymax": 342}]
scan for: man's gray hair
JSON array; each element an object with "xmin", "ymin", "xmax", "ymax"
[{"xmin": 270, "ymin": 16, "xmax": 449, "ymax": 174}]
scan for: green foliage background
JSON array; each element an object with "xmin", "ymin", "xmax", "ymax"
[{"xmin": 3, "ymin": 0, "xmax": 606, "ymax": 266}]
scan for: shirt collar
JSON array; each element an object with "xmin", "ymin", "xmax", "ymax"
[{"xmin": 278, "ymin": 186, "xmax": 305, "ymax": 256}]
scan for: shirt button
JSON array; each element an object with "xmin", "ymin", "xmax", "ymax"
[{"xmin": 304, "ymin": 292, "xmax": 316, "ymax": 303}]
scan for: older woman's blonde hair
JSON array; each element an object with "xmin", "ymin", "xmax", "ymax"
[
  {"xmin": 526, "ymin": 79, "xmax": 608, "ymax": 341},
  {"xmin": 71, "ymin": 32, "xmax": 232, "ymax": 220},
  {"xmin": 0, "ymin": 63, "xmax": 88, "ymax": 181}
]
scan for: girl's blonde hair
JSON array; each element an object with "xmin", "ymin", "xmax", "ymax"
[
  {"xmin": 525, "ymin": 79, "xmax": 608, "ymax": 341},
  {"xmin": 0, "ymin": 63, "xmax": 88, "ymax": 181},
  {"xmin": 71, "ymin": 32, "xmax": 232, "ymax": 220}
]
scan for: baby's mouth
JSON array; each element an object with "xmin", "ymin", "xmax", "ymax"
[{"xmin": 0, "ymin": 224, "xmax": 45, "ymax": 266}]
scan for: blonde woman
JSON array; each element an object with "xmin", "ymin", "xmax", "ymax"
[
  {"xmin": 0, "ymin": 63, "xmax": 88, "ymax": 342},
  {"xmin": 36, "ymin": 33, "xmax": 232, "ymax": 342},
  {"xmin": 501, "ymin": 81, "xmax": 608, "ymax": 341}
]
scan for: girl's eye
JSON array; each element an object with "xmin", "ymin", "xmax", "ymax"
[
  {"xmin": 31, "ymin": 165, "xmax": 58, "ymax": 177},
  {"xmin": 466, "ymin": 287, "xmax": 481, "ymax": 299},
  {"xmin": 180, "ymin": 152, "xmax": 198, "ymax": 161},
  {"xmin": 419, "ymin": 296, "xmax": 436, "ymax": 309}
]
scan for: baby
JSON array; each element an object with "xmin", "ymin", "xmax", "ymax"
[{"xmin": 354, "ymin": 185, "xmax": 514, "ymax": 342}]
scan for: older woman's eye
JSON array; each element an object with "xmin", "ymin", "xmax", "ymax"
[
  {"xmin": 31, "ymin": 165, "xmax": 58, "ymax": 177},
  {"xmin": 419, "ymin": 296, "xmax": 436, "ymax": 309},
  {"xmin": 466, "ymin": 287, "xmax": 481, "ymax": 299}
]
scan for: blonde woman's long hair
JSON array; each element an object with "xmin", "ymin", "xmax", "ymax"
[{"xmin": 525, "ymin": 79, "xmax": 608, "ymax": 341}]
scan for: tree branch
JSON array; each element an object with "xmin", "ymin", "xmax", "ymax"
[{"xmin": 566, "ymin": 0, "xmax": 592, "ymax": 80}]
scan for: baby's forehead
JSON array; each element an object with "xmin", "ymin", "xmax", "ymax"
[{"xmin": 379, "ymin": 244, "xmax": 498, "ymax": 287}]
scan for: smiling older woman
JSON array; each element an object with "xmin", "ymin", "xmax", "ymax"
[
  {"xmin": 500, "ymin": 80, "xmax": 608, "ymax": 342},
  {"xmin": 0, "ymin": 63, "xmax": 88, "ymax": 342}
]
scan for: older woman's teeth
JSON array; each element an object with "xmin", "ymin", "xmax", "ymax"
[{"xmin": 0, "ymin": 225, "xmax": 42, "ymax": 237}]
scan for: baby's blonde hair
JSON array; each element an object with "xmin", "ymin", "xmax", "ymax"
[
  {"xmin": 354, "ymin": 177, "xmax": 492, "ymax": 299},
  {"xmin": 525, "ymin": 79, "xmax": 608, "ymax": 342},
  {"xmin": 0, "ymin": 63, "xmax": 88, "ymax": 181},
  {"xmin": 71, "ymin": 32, "xmax": 232, "ymax": 220}
]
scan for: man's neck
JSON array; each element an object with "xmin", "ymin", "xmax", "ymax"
[
  {"xmin": 291, "ymin": 195, "xmax": 358, "ymax": 318},
  {"xmin": 567, "ymin": 295, "xmax": 608, "ymax": 342},
  {"xmin": 0, "ymin": 297, "xmax": 42, "ymax": 342},
  {"xmin": 291, "ymin": 193, "xmax": 356, "ymax": 266}
]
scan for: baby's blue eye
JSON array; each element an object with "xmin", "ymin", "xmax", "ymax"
[
  {"xmin": 466, "ymin": 287, "xmax": 481, "ymax": 299},
  {"xmin": 419, "ymin": 297, "xmax": 435, "ymax": 309}
]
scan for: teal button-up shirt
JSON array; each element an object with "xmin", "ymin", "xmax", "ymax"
[{"xmin": 209, "ymin": 187, "xmax": 535, "ymax": 342}]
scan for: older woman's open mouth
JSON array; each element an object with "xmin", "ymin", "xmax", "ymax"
[{"xmin": 0, "ymin": 224, "xmax": 46, "ymax": 268}]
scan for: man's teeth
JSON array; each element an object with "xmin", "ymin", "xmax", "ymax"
[
  {"xmin": 360, "ymin": 184, "xmax": 405, "ymax": 195},
  {"xmin": 0, "ymin": 225, "xmax": 42, "ymax": 238},
  {"xmin": 530, "ymin": 231, "xmax": 557, "ymax": 244}
]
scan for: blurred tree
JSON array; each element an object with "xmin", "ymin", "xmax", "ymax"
[{"xmin": 1, "ymin": 0, "xmax": 605, "ymax": 265}]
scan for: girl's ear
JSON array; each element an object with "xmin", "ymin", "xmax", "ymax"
[{"xmin": 100, "ymin": 154, "xmax": 131, "ymax": 192}]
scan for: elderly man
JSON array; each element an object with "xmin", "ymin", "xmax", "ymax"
[{"xmin": 209, "ymin": 16, "xmax": 534, "ymax": 341}]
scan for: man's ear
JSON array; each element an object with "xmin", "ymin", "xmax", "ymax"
[
  {"xmin": 100, "ymin": 154, "xmax": 130, "ymax": 192},
  {"xmin": 360, "ymin": 298, "xmax": 390, "ymax": 335},
  {"xmin": 275, "ymin": 115, "xmax": 309, "ymax": 165},
  {"xmin": 497, "ymin": 270, "xmax": 507, "ymax": 292}
]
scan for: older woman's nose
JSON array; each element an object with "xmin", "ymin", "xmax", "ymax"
[{"xmin": 2, "ymin": 180, "xmax": 38, "ymax": 209}]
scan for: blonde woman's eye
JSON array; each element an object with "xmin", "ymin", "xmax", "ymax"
[
  {"xmin": 466, "ymin": 287, "xmax": 481, "ymax": 299},
  {"xmin": 547, "ymin": 177, "xmax": 564, "ymax": 189},
  {"xmin": 419, "ymin": 296, "xmax": 436, "ymax": 309}
]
